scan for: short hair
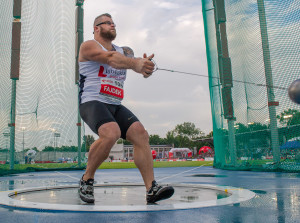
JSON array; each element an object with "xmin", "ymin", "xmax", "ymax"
[{"xmin": 94, "ymin": 13, "xmax": 112, "ymax": 26}]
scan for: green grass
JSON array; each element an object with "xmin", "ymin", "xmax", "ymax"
[
  {"xmin": 0, "ymin": 163, "xmax": 80, "ymax": 170},
  {"xmin": 99, "ymin": 161, "xmax": 213, "ymax": 169},
  {"xmin": 0, "ymin": 163, "xmax": 85, "ymax": 176},
  {"xmin": 0, "ymin": 161, "xmax": 213, "ymax": 176}
]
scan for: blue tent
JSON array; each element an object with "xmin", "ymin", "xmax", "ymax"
[{"xmin": 280, "ymin": 141, "xmax": 300, "ymax": 150}]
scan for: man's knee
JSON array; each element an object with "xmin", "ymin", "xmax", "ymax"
[
  {"xmin": 127, "ymin": 122, "xmax": 149, "ymax": 144},
  {"xmin": 98, "ymin": 122, "xmax": 121, "ymax": 143}
]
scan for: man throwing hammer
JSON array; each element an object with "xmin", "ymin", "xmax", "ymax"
[{"xmin": 78, "ymin": 13, "xmax": 174, "ymax": 204}]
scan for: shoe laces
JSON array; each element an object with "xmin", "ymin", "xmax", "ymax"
[
  {"xmin": 148, "ymin": 180, "xmax": 161, "ymax": 194},
  {"xmin": 80, "ymin": 178, "xmax": 94, "ymax": 194},
  {"xmin": 85, "ymin": 185, "xmax": 94, "ymax": 194},
  {"xmin": 86, "ymin": 179, "xmax": 94, "ymax": 185}
]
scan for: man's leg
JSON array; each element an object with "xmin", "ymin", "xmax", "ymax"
[
  {"xmin": 126, "ymin": 121, "xmax": 174, "ymax": 203},
  {"xmin": 126, "ymin": 121, "xmax": 154, "ymax": 190},
  {"xmin": 83, "ymin": 122, "xmax": 121, "ymax": 181}
]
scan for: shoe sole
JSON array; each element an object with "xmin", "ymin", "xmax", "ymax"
[{"xmin": 147, "ymin": 186, "xmax": 175, "ymax": 203}]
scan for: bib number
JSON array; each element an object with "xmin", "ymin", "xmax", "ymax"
[{"xmin": 100, "ymin": 78, "xmax": 124, "ymax": 100}]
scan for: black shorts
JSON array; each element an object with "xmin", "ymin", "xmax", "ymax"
[{"xmin": 79, "ymin": 100, "xmax": 139, "ymax": 139}]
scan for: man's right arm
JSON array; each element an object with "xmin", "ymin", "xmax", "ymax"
[{"xmin": 79, "ymin": 40, "xmax": 155, "ymax": 76}]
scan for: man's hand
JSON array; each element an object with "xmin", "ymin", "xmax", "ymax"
[{"xmin": 133, "ymin": 53, "xmax": 155, "ymax": 78}]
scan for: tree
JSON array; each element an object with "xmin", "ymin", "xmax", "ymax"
[
  {"xmin": 277, "ymin": 109, "xmax": 300, "ymax": 126},
  {"xmin": 248, "ymin": 122, "xmax": 268, "ymax": 131},
  {"xmin": 116, "ymin": 138, "xmax": 133, "ymax": 145},
  {"xmin": 234, "ymin": 122, "xmax": 268, "ymax": 133},
  {"xmin": 117, "ymin": 138, "xmax": 123, "ymax": 144},
  {"xmin": 123, "ymin": 139, "xmax": 132, "ymax": 145},
  {"xmin": 234, "ymin": 123, "xmax": 248, "ymax": 133},
  {"xmin": 173, "ymin": 122, "xmax": 202, "ymax": 139},
  {"xmin": 165, "ymin": 131, "xmax": 178, "ymax": 146},
  {"xmin": 167, "ymin": 122, "xmax": 204, "ymax": 148},
  {"xmin": 85, "ymin": 135, "xmax": 95, "ymax": 151},
  {"xmin": 44, "ymin": 146, "xmax": 55, "ymax": 151},
  {"xmin": 149, "ymin": 134, "xmax": 166, "ymax": 145},
  {"xmin": 206, "ymin": 131, "xmax": 213, "ymax": 138}
]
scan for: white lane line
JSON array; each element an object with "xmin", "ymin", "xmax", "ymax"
[
  {"xmin": 54, "ymin": 171, "xmax": 79, "ymax": 181},
  {"xmin": 157, "ymin": 163, "xmax": 212, "ymax": 182}
]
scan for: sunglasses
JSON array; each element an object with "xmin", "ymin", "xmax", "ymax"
[{"xmin": 95, "ymin": 21, "xmax": 116, "ymax": 27}]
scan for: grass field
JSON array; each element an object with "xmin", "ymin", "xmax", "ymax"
[
  {"xmin": 2, "ymin": 160, "xmax": 298, "ymax": 176},
  {"xmin": 0, "ymin": 161, "xmax": 214, "ymax": 176},
  {"xmin": 100, "ymin": 161, "xmax": 214, "ymax": 169}
]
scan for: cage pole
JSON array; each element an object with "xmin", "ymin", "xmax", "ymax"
[
  {"xmin": 9, "ymin": 0, "xmax": 22, "ymax": 170},
  {"xmin": 213, "ymin": 0, "xmax": 236, "ymax": 166},
  {"xmin": 257, "ymin": 0, "xmax": 280, "ymax": 164},
  {"xmin": 75, "ymin": 0, "xmax": 85, "ymax": 166}
]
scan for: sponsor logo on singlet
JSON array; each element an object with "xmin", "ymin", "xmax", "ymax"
[{"xmin": 98, "ymin": 66, "xmax": 126, "ymax": 100}]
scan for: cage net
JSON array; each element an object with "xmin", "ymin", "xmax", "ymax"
[
  {"xmin": 0, "ymin": 0, "xmax": 86, "ymax": 175},
  {"xmin": 202, "ymin": 0, "xmax": 300, "ymax": 172}
]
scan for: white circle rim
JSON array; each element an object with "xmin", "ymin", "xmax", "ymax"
[{"xmin": 0, "ymin": 183, "xmax": 256, "ymax": 212}]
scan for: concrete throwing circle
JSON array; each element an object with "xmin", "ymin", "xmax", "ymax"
[{"xmin": 0, "ymin": 183, "xmax": 255, "ymax": 212}]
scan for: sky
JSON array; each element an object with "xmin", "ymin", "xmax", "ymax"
[{"xmin": 82, "ymin": 0, "xmax": 212, "ymax": 138}]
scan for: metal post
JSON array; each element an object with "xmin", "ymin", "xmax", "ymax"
[
  {"xmin": 53, "ymin": 132, "xmax": 60, "ymax": 162},
  {"xmin": 77, "ymin": 87, "xmax": 82, "ymax": 166},
  {"xmin": 3, "ymin": 131, "xmax": 10, "ymax": 162},
  {"xmin": 212, "ymin": 0, "xmax": 236, "ymax": 166},
  {"xmin": 76, "ymin": 0, "xmax": 84, "ymax": 166},
  {"xmin": 5, "ymin": 135, "xmax": 8, "ymax": 162},
  {"xmin": 22, "ymin": 127, "xmax": 25, "ymax": 162},
  {"xmin": 9, "ymin": 80, "xmax": 16, "ymax": 170},
  {"xmin": 228, "ymin": 120, "xmax": 237, "ymax": 165},
  {"xmin": 202, "ymin": 1, "xmax": 221, "ymax": 166},
  {"xmin": 9, "ymin": 0, "xmax": 22, "ymax": 170},
  {"xmin": 53, "ymin": 131, "xmax": 55, "ymax": 161},
  {"xmin": 257, "ymin": 0, "xmax": 280, "ymax": 164},
  {"xmin": 53, "ymin": 131, "xmax": 55, "ymax": 147}
]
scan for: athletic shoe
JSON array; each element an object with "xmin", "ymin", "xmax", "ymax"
[
  {"xmin": 78, "ymin": 176, "xmax": 95, "ymax": 203},
  {"xmin": 146, "ymin": 180, "xmax": 174, "ymax": 203}
]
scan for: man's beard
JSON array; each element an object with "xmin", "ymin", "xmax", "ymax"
[{"xmin": 100, "ymin": 28, "xmax": 116, "ymax": 41}]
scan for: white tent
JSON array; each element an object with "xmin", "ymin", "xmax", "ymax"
[
  {"xmin": 169, "ymin": 148, "xmax": 192, "ymax": 153},
  {"xmin": 169, "ymin": 148, "xmax": 192, "ymax": 158}
]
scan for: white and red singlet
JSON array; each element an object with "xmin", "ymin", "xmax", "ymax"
[{"xmin": 79, "ymin": 40, "xmax": 126, "ymax": 105}]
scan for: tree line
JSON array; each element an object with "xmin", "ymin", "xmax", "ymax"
[
  {"xmin": 2, "ymin": 109, "xmax": 299, "ymax": 152},
  {"xmin": 118, "ymin": 122, "xmax": 213, "ymax": 150}
]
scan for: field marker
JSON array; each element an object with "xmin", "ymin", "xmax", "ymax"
[
  {"xmin": 157, "ymin": 163, "xmax": 212, "ymax": 182},
  {"xmin": 54, "ymin": 171, "xmax": 79, "ymax": 181}
]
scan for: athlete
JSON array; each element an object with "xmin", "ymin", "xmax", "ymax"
[{"xmin": 78, "ymin": 13, "xmax": 174, "ymax": 204}]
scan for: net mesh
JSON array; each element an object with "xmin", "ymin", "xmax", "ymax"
[
  {"xmin": 202, "ymin": 0, "xmax": 300, "ymax": 172},
  {"xmin": 0, "ymin": 0, "xmax": 13, "ymax": 169},
  {"xmin": 0, "ymin": 0, "xmax": 85, "ymax": 175}
]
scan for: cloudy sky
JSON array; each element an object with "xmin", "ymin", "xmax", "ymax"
[{"xmin": 83, "ymin": 0, "xmax": 212, "ymax": 138}]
